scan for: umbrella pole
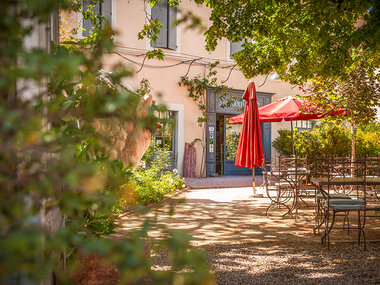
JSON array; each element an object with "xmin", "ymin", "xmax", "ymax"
[
  {"xmin": 291, "ymin": 120, "xmax": 295, "ymax": 155},
  {"xmin": 252, "ymin": 167, "xmax": 256, "ymax": 194}
]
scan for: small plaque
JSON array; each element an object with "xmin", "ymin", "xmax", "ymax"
[{"xmin": 209, "ymin": 145, "xmax": 214, "ymax": 152}]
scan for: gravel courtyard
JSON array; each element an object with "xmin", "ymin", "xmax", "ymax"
[{"xmin": 116, "ymin": 187, "xmax": 380, "ymax": 284}]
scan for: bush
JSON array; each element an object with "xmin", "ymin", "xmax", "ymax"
[
  {"xmin": 315, "ymin": 124, "xmax": 351, "ymax": 157},
  {"xmin": 118, "ymin": 144, "xmax": 186, "ymax": 209},
  {"xmin": 225, "ymin": 132, "xmax": 240, "ymax": 160},
  {"xmin": 272, "ymin": 122, "xmax": 380, "ymax": 160},
  {"xmin": 356, "ymin": 128, "xmax": 380, "ymax": 157},
  {"xmin": 0, "ymin": 1, "xmax": 211, "ymax": 283},
  {"xmin": 271, "ymin": 129, "xmax": 294, "ymax": 157}
]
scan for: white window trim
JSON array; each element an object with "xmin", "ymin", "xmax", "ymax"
[
  {"xmin": 76, "ymin": 0, "xmax": 117, "ymax": 40},
  {"xmin": 77, "ymin": 9, "xmax": 84, "ymax": 40},
  {"xmin": 165, "ymin": 103, "xmax": 184, "ymax": 177},
  {"xmin": 145, "ymin": 2, "xmax": 181, "ymax": 55},
  {"xmin": 225, "ymin": 39, "xmax": 234, "ymax": 63},
  {"xmin": 111, "ymin": 0, "xmax": 117, "ymax": 31}
]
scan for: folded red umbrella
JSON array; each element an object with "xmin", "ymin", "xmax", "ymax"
[{"xmin": 235, "ymin": 82, "xmax": 264, "ymax": 169}]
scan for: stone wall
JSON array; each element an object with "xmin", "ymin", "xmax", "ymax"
[{"xmin": 93, "ymin": 94, "xmax": 153, "ymax": 168}]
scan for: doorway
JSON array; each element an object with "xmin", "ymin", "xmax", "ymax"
[
  {"xmin": 215, "ymin": 115, "xmax": 271, "ymax": 176},
  {"xmin": 205, "ymin": 88, "xmax": 272, "ymax": 177},
  {"xmin": 216, "ymin": 115, "xmax": 251, "ymax": 175}
]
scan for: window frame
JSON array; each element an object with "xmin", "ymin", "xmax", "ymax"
[
  {"xmin": 80, "ymin": 0, "xmax": 113, "ymax": 38},
  {"xmin": 153, "ymin": 110, "xmax": 178, "ymax": 171},
  {"xmin": 294, "ymin": 120, "xmax": 317, "ymax": 132},
  {"xmin": 150, "ymin": 0, "xmax": 178, "ymax": 50},
  {"xmin": 154, "ymin": 110, "xmax": 176, "ymax": 152}
]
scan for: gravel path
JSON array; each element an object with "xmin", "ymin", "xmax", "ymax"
[
  {"xmin": 203, "ymin": 242, "xmax": 380, "ymax": 284},
  {"xmin": 116, "ymin": 187, "xmax": 380, "ymax": 284},
  {"xmin": 184, "ymin": 175, "xmax": 263, "ymax": 189}
]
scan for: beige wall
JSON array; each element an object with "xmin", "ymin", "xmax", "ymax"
[{"xmin": 102, "ymin": 0, "xmax": 301, "ymax": 176}]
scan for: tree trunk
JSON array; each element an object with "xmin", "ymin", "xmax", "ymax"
[{"xmin": 351, "ymin": 111, "xmax": 356, "ymax": 177}]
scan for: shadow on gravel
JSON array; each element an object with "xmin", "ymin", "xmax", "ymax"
[
  {"xmin": 115, "ymin": 190, "xmax": 380, "ymax": 284},
  {"xmin": 202, "ymin": 241, "xmax": 380, "ymax": 285}
]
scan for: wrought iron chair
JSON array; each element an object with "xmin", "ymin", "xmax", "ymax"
[
  {"xmin": 358, "ymin": 156, "xmax": 380, "ymax": 214},
  {"xmin": 314, "ymin": 158, "xmax": 367, "ymax": 249},
  {"xmin": 264, "ymin": 156, "xmax": 309, "ymax": 218},
  {"xmin": 312, "ymin": 157, "xmax": 352, "ymax": 234}
]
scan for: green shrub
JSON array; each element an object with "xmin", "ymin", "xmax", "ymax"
[
  {"xmin": 317, "ymin": 124, "xmax": 351, "ymax": 157},
  {"xmin": 271, "ymin": 129, "xmax": 294, "ymax": 157},
  {"xmin": 118, "ymin": 144, "xmax": 186, "ymax": 209},
  {"xmin": 272, "ymin": 123, "xmax": 380, "ymax": 160},
  {"xmin": 0, "ymin": 1, "xmax": 211, "ymax": 282},
  {"xmin": 356, "ymin": 128, "xmax": 380, "ymax": 157},
  {"xmin": 225, "ymin": 132, "xmax": 240, "ymax": 160}
]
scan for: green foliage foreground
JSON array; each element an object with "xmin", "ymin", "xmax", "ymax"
[
  {"xmin": 272, "ymin": 123, "xmax": 380, "ymax": 159},
  {"xmin": 0, "ymin": 0, "xmax": 212, "ymax": 283},
  {"xmin": 118, "ymin": 143, "xmax": 186, "ymax": 208}
]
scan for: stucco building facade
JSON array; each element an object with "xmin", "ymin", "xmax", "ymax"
[{"xmin": 74, "ymin": 0, "xmax": 305, "ymax": 177}]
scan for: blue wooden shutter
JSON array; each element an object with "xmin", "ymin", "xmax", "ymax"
[
  {"xmin": 230, "ymin": 39, "xmax": 246, "ymax": 58},
  {"xmin": 102, "ymin": 0, "xmax": 112, "ymax": 24},
  {"xmin": 83, "ymin": 0, "xmax": 100, "ymax": 37},
  {"xmin": 168, "ymin": 5, "xmax": 177, "ymax": 50},
  {"xmin": 151, "ymin": 1, "xmax": 168, "ymax": 48}
]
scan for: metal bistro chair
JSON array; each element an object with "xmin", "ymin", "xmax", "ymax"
[
  {"xmin": 330, "ymin": 156, "xmax": 354, "ymax": 194},
  {"xmin": 358, "ymin": 156, "xmax": 380, "ymax": 214},
  {"xmin": 320, "ymin": 158, "xmax": 367, "ymax": 250},
  {"xmin": 264, "ymin": 156, "xmax": 308, "ymax": 218},
  {"xmin": 290, "ymin": 156, "xmax": 312, "ymax": 209},
  {"xmin": 263, "ymin": 157, "xmax": 293, "ymax": 217},
  {"xmin": 313, "ymin": 157, "xmax": 353, "ymax": 234}
]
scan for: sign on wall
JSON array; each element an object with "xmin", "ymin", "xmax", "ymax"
[{"xmin": 209, "ymin": 127, "xmax": 214, "ymax": 153}]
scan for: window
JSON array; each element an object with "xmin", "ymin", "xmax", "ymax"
[
  {"xmin": 154, "ymin": 111, "xmax": 178, "ymax": 170},
  {"xmin": 155, "ymin": 111, "xmax": 175, "ymax": 151},
  {"xmin": 82, "ymin": 0, "xmax": 112, "ymax": 37},
  {"xmin": 151, "ymin": 0, "xmax": 177, "ymax": 50},
  {"xmin": 294, "ymin": 120, "xmax": 316, "ymax": 131},
  {"xmin": 230, "ymin": 39, "xmax": 249, "ymax": 58}
]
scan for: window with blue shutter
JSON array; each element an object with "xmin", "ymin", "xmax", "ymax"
[
  {"xmin": 82, "ymin": 0, "xmax": 112, "ymax": 37},
  {"xmin": 151, "ymin": 0, "xmax": 177, "ymax": 50},
  {"xmin": 230, "ymin": 39, "xmax": 248, "ymax": 58}
]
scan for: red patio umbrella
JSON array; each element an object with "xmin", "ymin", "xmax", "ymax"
[
  {"xmin": 229, "ymin": 96, "xmax": 333, "ymax": 124},
  {"xmin": 230, "ymin": 96, "xmax": 345, "ymax": 154},
  {"xmin": 235, "ymin": 81, "xmax": 264, "ymax": 194}
]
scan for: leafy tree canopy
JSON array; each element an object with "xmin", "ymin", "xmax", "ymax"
[
  {"xmin": 145, "ymin": 0, "xmax": 379, "ymax": 84},
  {"xmin": 302, "ymin": 57, "xmax": 380, "ymax": 126},
  {"xmin": 199, "ymin": 0, "xmax": 379, "ymax": 83}
]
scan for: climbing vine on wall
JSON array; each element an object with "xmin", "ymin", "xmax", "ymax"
[{"xmin": 178, "ymin": 62, "xmax": 239, "ymax": 176}]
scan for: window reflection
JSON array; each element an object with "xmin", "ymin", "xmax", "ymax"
[{"xmin": 225, "ymin": 119, "xmax": 242, "ymax": 161}]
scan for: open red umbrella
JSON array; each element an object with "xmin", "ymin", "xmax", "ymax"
[
  {"xmin": 229, "ymin": 96, "xmax": 336, "ymax": 123},
  {"xmin": 235, "ymin": 81, "xmax": 264, "ymax": 194},
  {"xmin": 230, "ymin": 96, "xmax": 345, "ymax": 154}
]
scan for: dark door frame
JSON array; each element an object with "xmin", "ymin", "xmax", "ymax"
[{"xmin": 206, "ymin": 88, "xmax": 273, "ymax": 177}]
